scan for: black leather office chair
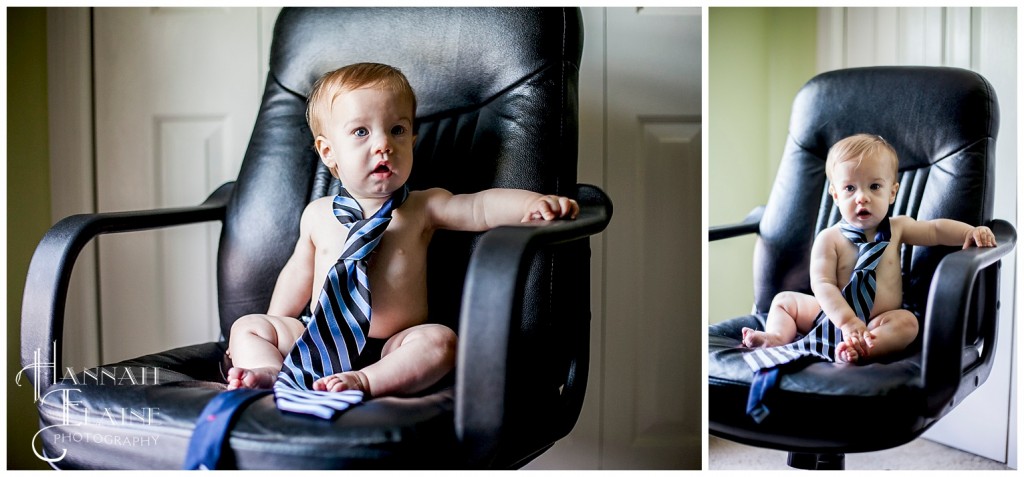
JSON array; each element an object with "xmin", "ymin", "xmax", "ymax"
[
  {"xmin": 708, "ymin": 66, "xmax": 1015, "ymax": 470},
  {"xmin": 22, "ymin": 7, "xmax": 611, "ymax": 469}
]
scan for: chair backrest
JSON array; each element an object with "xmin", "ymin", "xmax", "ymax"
[
  {"xmin": 215, "ymin": 8, "xmax": 586, "ymax": 454},
  {"xmin": 754, "ymin": 66, "xmax": 998, "ymax": 318},
  {"xmin": 218, "ymin": 7, "xmax": 582, "ymax": 326}
]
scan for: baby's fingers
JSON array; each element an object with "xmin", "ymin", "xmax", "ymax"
[
  {"xmin": 964, "ymin": 227, "xmax": 997, "ymax": 249},
  {"xmin": 535, "ymin": 200, "xmax": 557, "ymax": 221},
  {"xmin": 523, "ymin": 196, "xmax": 576, "ymax": 222},
  {"xmin": 846, "ymin": 333, "xmax": 868, "ymax": 356},
  {"xmin": 558, "ymin": 197, "xmax": 580, "ymax": 219},
  {"xmin": 522, "ymin": 201, "xmax": 551, "ymax": 222},
  {"xmin": 863, "ymin": 330, "xmax": 877, "ymax": 351},
  {"xmin": 980, "ymin": 228, "xmax": 997, "ymax": 247}
]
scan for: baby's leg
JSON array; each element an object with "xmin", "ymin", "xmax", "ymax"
[
  {"xmin": 861, "ymin": 309, "xmax": 919, "ymax": 361},
  {"xmin": 742, "ymin": 292, "xmax": 821, "ymax": 348},
  {"xmin": 226, "ymin": 314, "xmax": 306, "ymax": 390},
  {"xmin": 314, "ymin": 324, "xmax": 457, "ymax": 397}
]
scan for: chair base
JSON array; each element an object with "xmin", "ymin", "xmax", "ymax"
[{"xmin": 788, "ymin": 452, "xmax": 845, "ymax": 470}]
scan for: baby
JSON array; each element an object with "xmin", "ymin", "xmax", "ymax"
[
  {"xmin": 741, "ymin": 134, "xmax": 996, "ymax": 363},
  {"xmin": 225, "ymin": 63, "xmax": 579, "ymax": 396}
]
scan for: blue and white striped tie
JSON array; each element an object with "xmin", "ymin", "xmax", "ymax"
[
  {"xmin": 744, "ymin": 217, "xmax": 891, "ymax": 423},
  {"xmin": 274, "ymin": 184, "xmax": 409, "ymax": 419}
]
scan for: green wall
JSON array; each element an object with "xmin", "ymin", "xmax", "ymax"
[
  {"xmin": 708, "ymin": 8, "xmax": 818, "ymax": 323},
  {"xmin": 7, "ymin": 7, "xmax": 53, "ymax": 470}
]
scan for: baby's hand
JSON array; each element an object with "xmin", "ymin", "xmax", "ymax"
[
  {"xmin": 840, "ymin": 321, "xmax": 874, "ymax": 359},
  {"xmin": 522, "ymin": 195, "xmax": 580, "ymax": 222},
  {"xmin": 963, "ymin": 226, "xmax": 997, "ymax": 249}
]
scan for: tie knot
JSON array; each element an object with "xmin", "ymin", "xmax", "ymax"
[
  {"xmin": 338, "ymin": 217, "xmax": 391, "ymax": 261},
  {"xmin": 838, "ymin": 216, "xmax": 892, "ymax": 245}
]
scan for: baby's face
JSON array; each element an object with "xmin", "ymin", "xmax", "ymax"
[
  {"xmin": 829, "ymin": 152, "xmax": 898, "ymax": 232},
  {"xmin": 317, "ymin": 86, "xmax": 415, "ymax": 200}
]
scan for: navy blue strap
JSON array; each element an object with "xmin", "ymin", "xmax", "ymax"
[
  {"xmin": 183, "ymin": 389, "xmax": 272, "ymax": 470},
  {"xmin": 746, "ymin": 368, "xmax": 779, "ymax": 424}
]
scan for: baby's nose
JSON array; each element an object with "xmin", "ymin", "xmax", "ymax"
[{"xmin": 373, "ymin": 139, "xmax": 393, "ymax": 155}]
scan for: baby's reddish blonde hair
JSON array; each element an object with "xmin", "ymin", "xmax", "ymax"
[
  {"xmin": 306, "ymin": 63, "xmax": 417, "ymax": 138},
  {"xmin": 825, "ymin": 134, "xmax": 899, "ymax": 184}
]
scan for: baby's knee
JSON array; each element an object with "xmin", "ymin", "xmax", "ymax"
[
  {"xmin": 896, "ymin": 313, "xmax": 919, "ymax": 337},
  {"xmin": 230, "ymin": 314, "xmax": 275, "ymax": 340},
  {"xmin": 876, "ymin": 311, "xmax": 919, "ymax": 337},
  {"xmin": 417, "ymin": 324, "xmax": 458, "ymax": 360},
  {"xmin": 770, "ymin": 291, "xmax": 808, "ymax": 315},
  {"xmin": 428, "ymin": 325, "xmax": 458, "ymax": 351},
  {"xmin": 771, "ymin": 291, "xmax": 799, "ymax": 307}
]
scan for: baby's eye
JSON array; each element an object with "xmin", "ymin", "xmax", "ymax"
[
  {"xmin": 353, "ymin": 127, "xmax": 369, "ymax": 137},
  {"xmin": 843, "ymin": 185, "xmax": 855, "ymax": 192},
  {"xmin": 870, "ymin": 183, "xmax": 882, "ymax": 191},
  {"xmin": 391, "ymin": 125, "xmax": 407, "ymax": 136}
]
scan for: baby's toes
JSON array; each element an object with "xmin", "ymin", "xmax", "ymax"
[
  {"xmin": 227, "ymin": 367, "xmax": 244, "ymax": 381},
  {"xmin": 835, "ymin": 343, "xmax": 854, "ymax": 363},
  {"xmin": 242, "ymin": 372, "xmax": 260, "ymax": 388}
]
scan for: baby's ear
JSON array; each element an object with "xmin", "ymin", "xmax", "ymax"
[
  {"xmin": 315, "ymin": 136, "xmax": 334, "ymax": 163},
  {"xmin": 890, "ymin": 182, "xmax": 900, "ymax": 203}
]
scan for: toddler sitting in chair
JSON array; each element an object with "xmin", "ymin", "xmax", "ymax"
[
  {"xmin": 741, "ymin": 133, "xmax": 996, "ymax": 365},
  {"xmin": 224, "ymin": 63, "xmax": 578, "ymax": 401}
]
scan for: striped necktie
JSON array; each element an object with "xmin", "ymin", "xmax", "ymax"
[
  {"xmin": 744, "ymin": 217, "xmax": 891, "ymax": 423},
  {"xmin": 184, "ymin": 185, "xmax": 411, "ymax": 468},
  {"xmin": 274, "ymin": 184, "xmax": 410, "ymax": 419}
]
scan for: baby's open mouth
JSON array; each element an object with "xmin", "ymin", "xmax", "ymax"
[
  {"xmin": 856, "ymin": 209, "xmax": 872, "ymax": 218},
  {"xmin": 372, "ymin": 163, "xmax": 391, "ymax": 174}
]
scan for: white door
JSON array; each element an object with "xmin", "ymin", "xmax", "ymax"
[
  {"xmin": 601, "ymin": 7, "xmax": 702, "ymax": 469},
  {"xmin": 91, "ymin": 8, "xmax": 277, "ymax": 363}
]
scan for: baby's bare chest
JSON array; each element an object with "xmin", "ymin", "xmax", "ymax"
[
  {"xmin": 834, "ymin": 241, "xmax": 902, "ymax": 290},
  {"xmin": 312, "ymin": 219, "xmax": 428, "ymax": 281}
]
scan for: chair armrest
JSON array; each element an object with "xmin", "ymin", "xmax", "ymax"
[
  {"xmin": 20, "ymin": 182, "xmax": 235, "ymax": 388},
  {"xmin": 709, "ymin": 206, "xmax": 764, "ymax": 241},
  {"xmin": 921, "ymin": 218, "xmax": 1016, "ymax": 415},
  {"xmin": 454, "ymin": 184, "xmax": 612, "ymax": 466}
]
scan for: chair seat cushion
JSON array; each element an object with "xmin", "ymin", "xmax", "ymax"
[
  {"xmin": 708, "ymin": 314, "xmax": 968, "ymax": 453},
  {"xmin": 35, "ymin": 342, "xmax": 456, "ymax": 469}
]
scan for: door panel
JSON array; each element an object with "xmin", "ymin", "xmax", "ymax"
[{"xmin": 93, "ymin": 8, "xmax": 263, "ymax": 362}]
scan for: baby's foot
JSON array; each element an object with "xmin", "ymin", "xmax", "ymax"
[
  {"xmin": 835, "ymin": 342, "xmax": 860, "ymax": 364},
  {"xmin": 226, "ymin": 366, "xmax": 278, "ymax": 390},
  {"xmin": 741, "ymin": 327, "xmax": 786, "ymax": 348},
  {"xmin": 313, "ymin": 371, "xmax": 371, "ymax": 396}
]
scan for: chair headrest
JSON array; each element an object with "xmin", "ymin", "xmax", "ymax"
[
  {"xmin": 270, "ymin": 7, "xmax": 583, "ymax": 118},
  {"xmin": 789, "ymin": 66, "xmax": 999, "ymax": 171}
]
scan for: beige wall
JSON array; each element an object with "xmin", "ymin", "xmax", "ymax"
[{"xmin": 708, "ymin": 8, "xmax": 817, "ymax": 323}]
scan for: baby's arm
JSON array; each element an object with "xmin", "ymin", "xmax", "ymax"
[
  {"xmin": 809, "ymin": 229, "xmax": 873, "ymax": 356},
  {"xmin": 266, "ymin": 203, "xmax": 317, "ymax": 317},
  {"xmin": 422, "ymin": 188, "xmax": 579, "ymax": 232},
  {"xmin": 896, "ymin": 216, "xmax": 996, "ymax": 249}
]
